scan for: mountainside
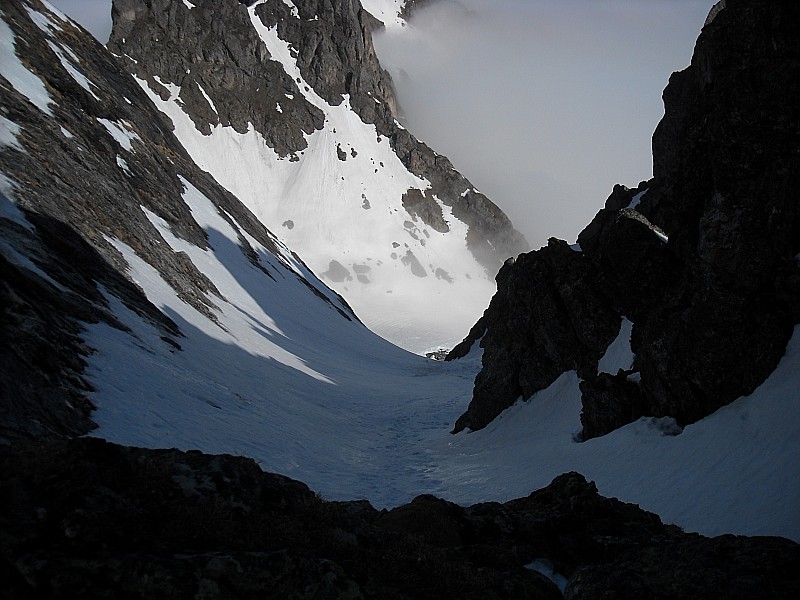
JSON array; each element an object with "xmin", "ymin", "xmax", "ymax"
[
  {"xmin": 2, "ymin": 0, "xmax": 800, "ymax": 596},
  {"xmin": 105, "ymin": 0, "xmax": 527, "ymax": 353},
  {"xmin": 449, "ymin": 0, "xmax": 800, "ymax": 438},
  {"xmin": 0, "ymin": 0, "xmax": 364, "ymax": 444}
]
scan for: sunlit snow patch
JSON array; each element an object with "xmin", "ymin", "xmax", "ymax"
[
  {"xmin": 97, "ymin": 118, "xmax": 140, "ymax": 152},
  {"xmin": 0, "ymin": 15, "xmax": 55, "ymax": 116},
  {"xmin": 360, "ymin": 0, "xmax": 406, "ymax": 28}
]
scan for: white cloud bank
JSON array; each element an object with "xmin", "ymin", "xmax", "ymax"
[{"xmin": 375, "ymin": 0, "xmax": 717, "ymax": 248}]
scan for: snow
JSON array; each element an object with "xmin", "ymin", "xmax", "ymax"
[
  {"xmin": 96, "ymin": 118, "xmax": 140, "ymax": 152},
  {"xmin": 433, "ymin": 331, "xmax": 800, "ymax": 540},
  {"xmin": 23, "ymin": 3, "xmax": 63, "ymax": 35},
  {"xmin": 87, "ymin": 178, "xmax": 480, "ymax": 503},
  {"xmin": 280, "ymin": 0, "xmax": 299, "ymax": 19},
  {"xmin": 525, "ymin": 559, "xmax": 568, "ymax": 593},
  {"xmin": 6, "ymin": 0, "xmax": 793, "ymax": 546},
  {"xmin": 84, "ymin": 167, "xmax": 800, "ymax": 541},
  {"xmin": 360, "ymin": 0, "xmax": 406, "ymax": 29},
  {"xmin": 131, "ymin": 8, "xmax": 497, "ymax": 354},
  {"xmin": 0, "ymin": 15, "xmax": 55, "ymax": 116},
  {"xmin": 597, "ymin": 317, "xmax": 634, "ymax": 374},
  {"xmin": 115, "ymin": 155, "xmax": 131, "ymax": 174},
  {"xmin": 628, "ymin": 187, "xmax": 648, "ymax": 210},
  {"xmin": 0, "ymin": 114, "xmax": 23, "ymax": 151},
  {"xmin": 0, "ymin": 178, "xmax": 35, "ymax": 231},
  {"xmin": 196, "ymin": 83, "xmax": 217, "ymax": 115}
]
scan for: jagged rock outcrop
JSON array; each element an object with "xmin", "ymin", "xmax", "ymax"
[
  {"xmin": 2, "ymin": 438, "xmax": 798, "ymax": 599},
  {"xmin": 450, "ymin": 0, "xmax": 800, "ymax": 436}
]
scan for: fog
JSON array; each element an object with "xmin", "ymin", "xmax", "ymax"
[{"xmin": 374, "ymin": 0, "xmax": 716, "ymax": 248}]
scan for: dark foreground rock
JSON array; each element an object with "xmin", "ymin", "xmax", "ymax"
[
  {"xmin": 1, "ymin": 439, "xmax": 798, "ymax": 599},
  {"xmin": 449, "ymin": 0, "xmax": 800, "ymax": 436}
]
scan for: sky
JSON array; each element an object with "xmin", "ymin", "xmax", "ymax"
[
  {"xmin": 49, "ymin": 0, "xmax": 113, "ymax": 42},
  {"xmin": 51, "ymin": 0, "xmax": 718, "ymax": 248},
  {"xmin": 374, "ymin": 0, "xmax": 718, "ymax": 247}
]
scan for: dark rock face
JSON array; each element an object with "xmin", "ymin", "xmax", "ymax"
[
  {"xmin": 253, "ymin": 0, "xmax": 401, "ymax": 124},
  {"xmin": 109, "ymin": 0, "xmax": 325, "ymax": 156},
  {"xmin": 3, "ymin": 439, "xmax": 798, "ymax": 599},
  {"xmin": 108, "ymin": 0, "xmax": 528, "ymax": 273},
  {"xmin": 450, "ymin": 0, "xmax": 800, "ymax": 436},
  {"xmin": 451, "ymin": 239, "xmax": 621, "ymax": 433}
]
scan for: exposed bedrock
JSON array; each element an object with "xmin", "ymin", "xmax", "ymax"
[{"xmin": 450, "ymin": 0, "xmax": 800, "ymax": 437}]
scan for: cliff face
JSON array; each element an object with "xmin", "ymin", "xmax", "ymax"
[{"xmin": 450, "ymin": 0, "xmax": 800, "ymax": 436}]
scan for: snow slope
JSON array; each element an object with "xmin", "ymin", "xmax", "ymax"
[
  {"xmin": 131, "ymin": 1, "xmax": 497, "ymax": 355},
  {"xmin": 84, "ymin": 170, "xmax": 800, "ymax": 541}
]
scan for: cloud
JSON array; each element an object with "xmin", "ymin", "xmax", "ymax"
[
  {"xmin": 48, "ymin": 0, "xmax": 112, "ymax": 43},
  {"xmin": 375, "ymin": 0, "xmax": 717, "ymax": 248}
]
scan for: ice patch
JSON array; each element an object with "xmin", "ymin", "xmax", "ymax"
[
  {"xmin": 0, "ymin": 17, "xmax": 55, "ymax": 115},
  {"xmin": 597, "ymin": 317, "xmax": 634, "ymax": 374},
  {"xmin": 97, "ymin": 118, "xmax": 140, "ymax": 152}
]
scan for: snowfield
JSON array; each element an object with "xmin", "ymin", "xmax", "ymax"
[{"xmin": 83, "ymin": 177, "xmax": 800, "ymax": 542}]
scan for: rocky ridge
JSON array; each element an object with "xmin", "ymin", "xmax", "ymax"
[
  {"xmin": 449, "ymin": 0, "xmax": 800, "ymax": 436},
  {"xmin": 3, "ymin": 438, "xmax": 798, "ymax": 599}
]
